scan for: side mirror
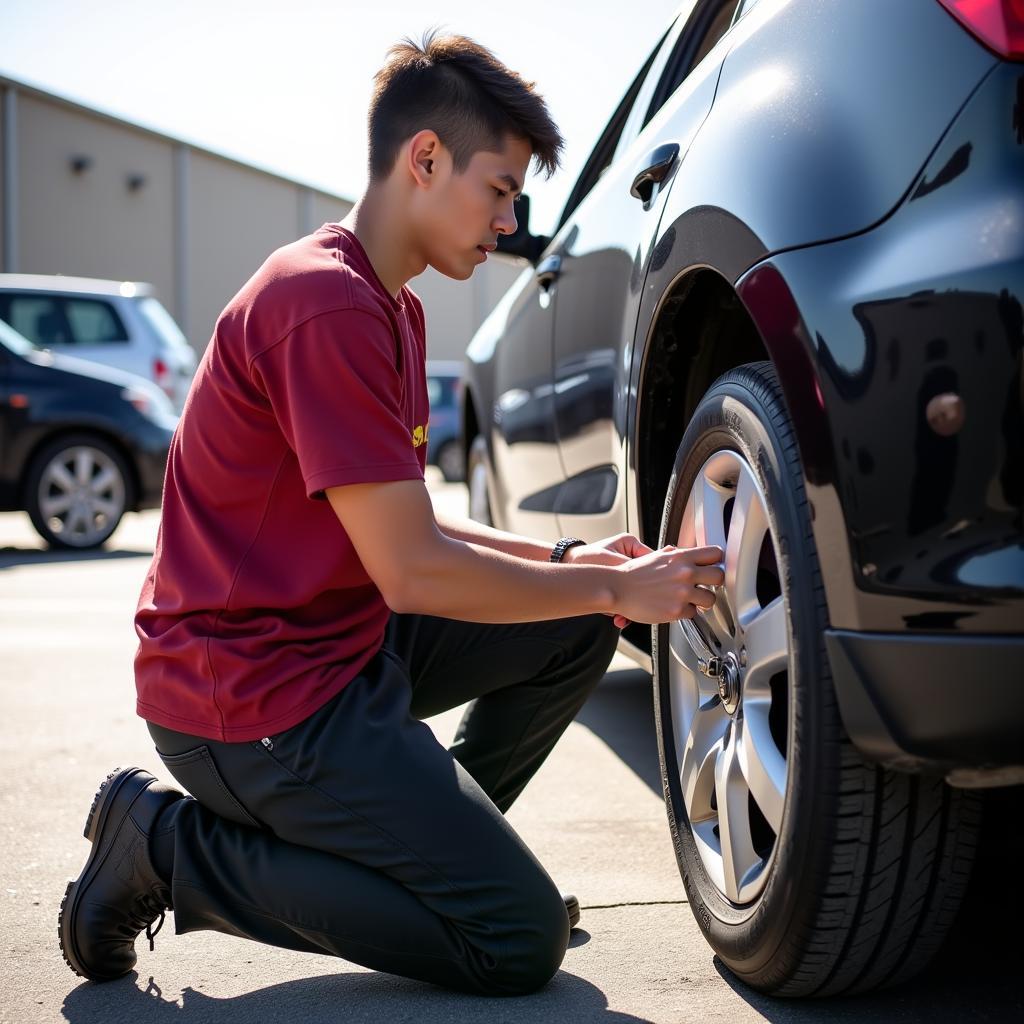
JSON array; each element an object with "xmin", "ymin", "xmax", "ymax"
[{"xmin": 495, "ymin": 194, "xmax": 549, "ymax": 264}]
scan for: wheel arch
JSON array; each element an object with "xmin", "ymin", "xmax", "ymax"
[
  {"xmin": 633, "ymin": 260, "xmax": 836, "ymax": 549},
  {"xmin": 635, "ymin": 266, "xmax": 768, "ymax": 547}
]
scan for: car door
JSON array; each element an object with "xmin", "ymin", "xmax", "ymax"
[
  {"xmin": 549, "ymin": 0, "xmax": 741, "ymax": 541},
  {"xmin": 481, "ymin": 29, "xmax": 670, "ymax": 537}
]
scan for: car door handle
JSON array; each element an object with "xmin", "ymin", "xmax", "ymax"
[
  {"xmin": 630, "ymin": 142, "xmax": 680, "ymax": 204},
  {"xmin": 535, "ymin": 254, "xmax": 562, "ymax": 289}
]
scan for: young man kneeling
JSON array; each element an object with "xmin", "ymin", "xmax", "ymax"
[{"xmin": 59, "ymin": 31, "xmax": 722, "ymax": 995}]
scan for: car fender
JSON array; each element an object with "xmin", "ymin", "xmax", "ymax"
[{"xmin": 670, "ymin": 0, "xmax": 996, "ymax": 260}]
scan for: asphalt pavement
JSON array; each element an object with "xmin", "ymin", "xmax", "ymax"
[{"xmin": 0, "ymin": 471, "xmax": 1019, "ymax": 1023}]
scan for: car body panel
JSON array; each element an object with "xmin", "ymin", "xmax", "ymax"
[
  {"xmin": 484, "ymin": 264, "xmax": 565, "ymax": 536},
  {"xmin": 468, "ymin": 0, "xmax": 737, "ymax": 538},
  {"xmin": 465, "ymin": 0, "xmax": 1023, "ymax": 768},
  {"xmin": 735, "ymin": 60, "xmax": 1024, "ymax": 636},
  {"xmin": 551, "ymin": 12, "xmax": 727, "ymax": 542},
  {"xmin": 627, "ymin": 0, "xmax": 1000, "ymax": 541},
  {"xmin": 669, "ymin": 0, "xmax": 996, "ymax": 262}
]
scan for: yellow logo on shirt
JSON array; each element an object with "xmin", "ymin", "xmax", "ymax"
[{"xmin": 412, "ymin": 424, "xmax": 428, "ymax": 448}]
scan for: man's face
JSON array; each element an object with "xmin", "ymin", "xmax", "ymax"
[{"xmin": 413, "ymin": 134, "xmax": 533, "ymax": 280}]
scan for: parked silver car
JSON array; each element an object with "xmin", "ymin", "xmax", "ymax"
[{"xmin": 0, "ymin": 274, "xmax": 196, "ymax": 412}]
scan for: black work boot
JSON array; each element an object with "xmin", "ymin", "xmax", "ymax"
[
  {"xmin": 58, "ymin": 766, "xmax": 183, "ymax": 981},
  {"xmin": 562, "ymin": 893, "xmax": 581, "ymax": 930}
]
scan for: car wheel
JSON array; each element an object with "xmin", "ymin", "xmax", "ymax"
[
  {"xmin": 25, "ymin": 434, "xmax": 131, "ymax": 550},
  {"xmin": 436, "ymin": 440, "xmax": 465, "ymax": 483},
  {"xmin": 652, "ymin": 361, "xmax": 980, "ymax": 996},
  {"xmin": 467, "ymin": 435, "xmax": 493, "ymax": 526}
]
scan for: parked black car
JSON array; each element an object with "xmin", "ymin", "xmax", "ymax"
[
  {"xmin": 462, "ymin": 0, "xmax": 1023, "ymax": 997},
  {"xmin": 0, "ymin": 318, "xmax": 176, "ymax": 548}
]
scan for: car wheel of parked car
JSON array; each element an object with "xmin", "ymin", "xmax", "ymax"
[
  {"xmin": 467, "ymin": 435, "xmax": 493, "ymax": 526},
  {"xmin": 25, "ymin": 433, "xmax": 131, "ymax": 550},
  {"xmin": 436, "ymin": 440, "xmax": 465, "ymax": 484},
  {"xmin": 652, "ymin": 361, "xmax": 981, "ymax": 996}
]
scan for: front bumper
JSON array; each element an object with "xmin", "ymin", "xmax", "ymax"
[{"xmin": 826, "ymin": 628, "xmax": 1024, "ymax": 783}]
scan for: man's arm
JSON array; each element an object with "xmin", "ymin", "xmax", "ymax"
[
  {"xmin": 325, "ymin": 478, "xmax": 723, "ymax": 624},
  {"xmin": 434, "ymin": 510, "xmax": 555, "ymax": 562}
]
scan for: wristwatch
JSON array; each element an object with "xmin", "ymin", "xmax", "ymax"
[{"xmin": 550, "ymin": 536, "xmax": 586, "ymax": 563}]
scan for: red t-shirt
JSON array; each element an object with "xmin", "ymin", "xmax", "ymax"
[{"xmin": 134, "ymin": 224, "xmax": 429, "ymax": 742}]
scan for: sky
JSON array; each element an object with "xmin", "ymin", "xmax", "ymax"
[{"xmin": 0, "ymin": 0, "xmax": 682, "ymax": 237}]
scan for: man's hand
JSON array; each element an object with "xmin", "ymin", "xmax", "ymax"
[
  {"xmin": 564, "ymin": 533, "xmax": 654, "ymax": 629},
  {"xmin": 562, "ymin": 532, "xmax": 653, "ymax": 567}
]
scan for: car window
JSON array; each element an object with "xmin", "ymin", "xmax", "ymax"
[
  {"xmin": 135, "ymin": 296, "xmax": 190, "ymax": 350},
  {"xmin": 641, "ymin": 0, "xmax": 741, "ymax": 128},
  {"xmin": 64, "ymin": 298, "xmax": 129, "ymax": 345},
  {"xmin": 554, "ymin": 23, "xmax": 672, "ymax": 233},
  {"xmin": 427, "ymin": 377, "xmax": 442, "ymax": 406},
  {"xmin": 0, "ymin": 294, "xmax": 71, "ymax": 347},
  {"xmin": 0, "ymin": 294, "xmax": 129, "ymax": 347},
  {"xmin": 0, "ymin": 316, "xmax": 38, "ymax": 357},
  {"xmin": 733, "ymin": 0, "xmax": 766, "ymax": 21},
  {"xmin": 611, "ymin": 6, "xmax": 695, "ymax": 166}
]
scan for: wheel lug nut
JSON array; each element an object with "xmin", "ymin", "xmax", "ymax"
[{"xmin": 739, "ymin": 647, "xmax": 747, "ymax": 667}]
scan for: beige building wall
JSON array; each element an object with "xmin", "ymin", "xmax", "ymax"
[
  {"xmin": 186, "ymin": 151, "xmax": 311, "ymax": 347},
  {"xmin": 0, "ymin": 77, "xmax": 522, "ymax": 364},
  {"xmin": 15, "ymin": 93, "xmax": 176, "ymax": 302},
  {"xmin": 308, "ymin": 192, "xmax": 351, "ymax": 234}
]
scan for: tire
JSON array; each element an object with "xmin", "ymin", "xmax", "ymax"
[
  {"xmin": 436, "ymin": 439, "xmax": 465, "ymax": 483},
  {"xmin": 467, "ymin": 435, "xmax": 493, "ymax": 526},
  {"xmin": 25, "ymin": 433, "xmax": 131, "ymax": 550},
  {"xmin": 652, "ymin": 361, "xmax": 980, "ymax": 996}
]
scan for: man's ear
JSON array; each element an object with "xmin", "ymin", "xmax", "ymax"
[{"xmin": 406, "ymin": 130, "xmax": 443, "ymax": 189}]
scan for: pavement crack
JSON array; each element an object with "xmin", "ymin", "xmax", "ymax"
[{"xmin": 581, "ymin": 899, "xmax": 689, "ymax": 910}]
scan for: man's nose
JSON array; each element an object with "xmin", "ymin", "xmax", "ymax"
[{"xmin": 495, "ymin": 207, "xmax": 518, "ymax": 236}]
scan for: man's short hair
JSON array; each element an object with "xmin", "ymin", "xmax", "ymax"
[{"xmin": 368, "ymin": 30, "xmax": 564, "ymax": 183}]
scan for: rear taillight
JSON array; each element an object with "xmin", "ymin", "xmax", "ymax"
[
  {"xmin": 937, "ymin": 0, "xmax": 1024, "ymax": 60},
  {"xmin": 153, "ymin": 357, "xmax": 174, "ymax": 399}
]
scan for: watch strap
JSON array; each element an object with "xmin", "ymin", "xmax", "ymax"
[{"xmin": 550, "ymin": 537, "xmax": 585, "ymax": 563}]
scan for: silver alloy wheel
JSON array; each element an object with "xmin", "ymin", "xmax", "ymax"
[
  {"xmin": 36, "ymin": 445, "xmax": 126, "ymax": 547},
  {"xmin": 668, "ymin": 448, "xmax": 790, "ymax": 905}
]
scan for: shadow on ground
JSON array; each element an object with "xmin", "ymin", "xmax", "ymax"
[
  {"xmin": 0, "ymin": 546, "xmax": 152, "ymax": 570},
  {"xmin": 576, "ymin": 667, "xmax": 661, "ymax": 797},
  {"xmin": 62, "ymin": 967, "xmax": 655, "ymax": 1024}
]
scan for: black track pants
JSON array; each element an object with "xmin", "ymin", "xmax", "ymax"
[{"xmin": 147, "ymin": 611, "xmax": 620, "ymax": 995}]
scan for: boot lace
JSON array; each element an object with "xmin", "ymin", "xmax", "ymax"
[{"xmin": 132, "ymin": 889, "xmax": 169, "ymax": 952}]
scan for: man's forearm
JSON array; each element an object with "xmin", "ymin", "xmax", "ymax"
[
  {"xmin": 325, "ymin": 479, "xmax": 714, "ymax": 626},
  {"xmin": 394, "ymin": 532, "xmax": 616, "ymax": 623},
  {"xmin": 435, "ymin": 510, "xmax": 560, "ymax": 562}
]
